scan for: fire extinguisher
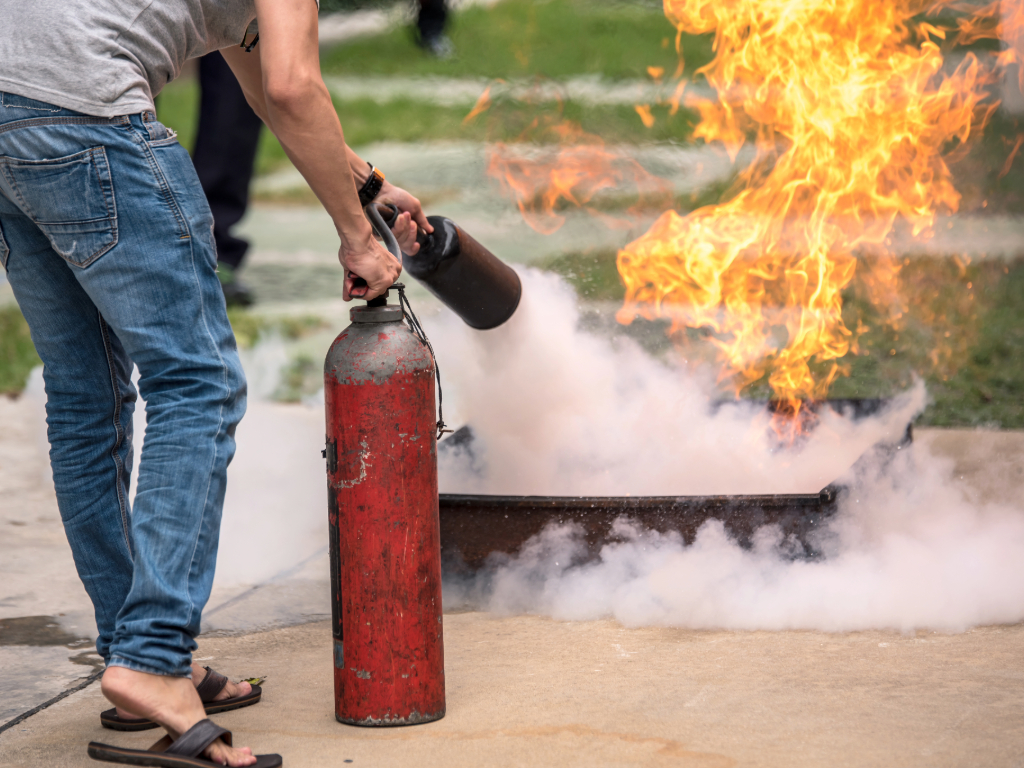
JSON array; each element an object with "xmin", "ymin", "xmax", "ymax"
[{"xmin": 324, "ymin": 212, "xmax": 446, "ymax": 726}]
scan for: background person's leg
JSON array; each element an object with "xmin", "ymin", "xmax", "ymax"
[
  {"xmin": 193, "ymin": 52, "xmax": 262, "ymax": 306},
  {"xmin": 0, "ymin": 208, "xmax": 136, "ymax": 665},
  {"xmin": 417, "ymin": 0, "xmax": 452, "ymax": 58}
]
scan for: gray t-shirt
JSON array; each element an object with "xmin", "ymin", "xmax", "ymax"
[{"xmin": 0, "ymin": 0, "xmax": 257, "ymax": 117}]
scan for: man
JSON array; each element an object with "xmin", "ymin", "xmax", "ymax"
[{"xmin": 0, "ymin": 1, "xmax": 428, "ymax": 764}]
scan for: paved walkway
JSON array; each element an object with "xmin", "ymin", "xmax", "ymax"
[
  {"xmin": 323, "ymin": 73, "xmax": 714, "ymax": 107},
  {"xmin": 316, "ymin": 0, "xmax": 501, "ymax": 47},
  {"xmin": 3, "ymin": 366, "xmax": 1023, "ymax": 764},
  {"xmin": 2, "ymin": 615, "xmax": 1022, "ymax": 767}
]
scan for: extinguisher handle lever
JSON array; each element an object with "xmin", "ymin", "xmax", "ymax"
[
  {"xmin": 371, "ymin": 202, "xmax": 399, "ymax": 228},
  {"xmin": 364, "ymin": 203, "xmax": 403, "ymax": 262}
]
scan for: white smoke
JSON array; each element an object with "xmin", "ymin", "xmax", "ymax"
[
  {"xmin": 429, "ymin": 270, "xmax": 1024, "ymax": 632},
  {"xmin": 442, "ymin": 448, "xmax": 1024, "ymax": 632},
  {"xmin": 99, "ymin": 269, "xmax": 1024, "ymax": 632},
  {"xmin": 433, "ymin": 270, "xmax": 921, "ymax": 496}
]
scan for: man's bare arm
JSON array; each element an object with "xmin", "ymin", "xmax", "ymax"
[{"xmin": 220, "ymin": 0, "xmax": 423, "ymax": 299}]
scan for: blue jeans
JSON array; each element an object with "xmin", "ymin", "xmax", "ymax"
[{"xmin": 0, "ymin": 92, "xmax": 247, "ymax": 677}]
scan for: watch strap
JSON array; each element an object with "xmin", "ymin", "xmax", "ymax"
[{"xmin": 358, "ymin": 163, "xmax": 385, "ymax": 206}]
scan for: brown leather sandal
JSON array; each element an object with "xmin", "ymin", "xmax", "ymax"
[
  {"xmin": 100, "ymin": 667, "xmax": 262, "ymax": 731},
  {"xmin": 89, "ymin": 717, "xmax": 281, "ymax": 767}
]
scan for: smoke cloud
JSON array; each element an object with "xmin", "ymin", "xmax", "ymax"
[
  {"xmin": 433, "ymin": 271, "xmax": 1024, "ymax": 632},
  {"xmin": 433, "ymin": 270, "xmax": 920, "ymax": 496},
  {"xmin": 68, "ymin": 268, "xmax": 1023, "ymax": 632},
  {"xmin": 442, "ymin": 451, "xmax": 1024, "ymax": 632}
]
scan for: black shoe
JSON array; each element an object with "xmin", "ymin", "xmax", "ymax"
[
  {"xmin": 419, "ymin": 34, "xmax": 455, "ymax": 59},
  {"xmin": 218, "ymin": 264, "xmax": 255, "ymax": 307}
]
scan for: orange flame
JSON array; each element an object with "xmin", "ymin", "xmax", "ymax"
[
  {"xmin": 934, "ymin": 1, "xmax": 1024, "ymax": 90},
  {"xmin": 463, "ymin": 84, "xmax": 496, "ymax": 125},
  {"xmin": 487, "ymin": 117, "xmax": 672, "ymax": 235},
  {"xmin": 615, "ymin": 0, "xmax": 1001, "ymax": 424}
]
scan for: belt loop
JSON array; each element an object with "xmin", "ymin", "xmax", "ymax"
[{"xmin": 140, "ymin": 110, "xmax": 159, "ymax": 139}]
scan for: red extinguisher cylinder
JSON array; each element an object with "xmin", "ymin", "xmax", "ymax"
[{"xmin": 324, "ymin": 294, "xmax": 445, "ymax": 726}]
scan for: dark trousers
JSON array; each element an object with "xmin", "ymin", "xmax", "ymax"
[
  {"xmin": 418, "ymin": 0, "xmax": 447, "ymax": 41},
  {"xmin": 192, "ymin": 52, "xmax": 263, "ymax": 270}
]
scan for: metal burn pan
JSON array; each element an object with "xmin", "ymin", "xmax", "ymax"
[
  {"xmin": 438, "ymin": 399, "xmax": 910, "ymax": 570},
  {"xmin": 439, "ymin": 488, "xmax": 838, "ymax": 570}
]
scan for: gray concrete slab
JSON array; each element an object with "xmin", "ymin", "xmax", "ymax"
[
  {"xmin": 2, "ymin": 616, "xmax": 1023, "ymax": 767},
  {"xmin": 4, "ymin": 377, "xmax": 1023, "ymax": 757}
]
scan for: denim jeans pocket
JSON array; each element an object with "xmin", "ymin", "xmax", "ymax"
[
  {"xmin": 147, "ymin": 138, "xmax": 215, "ymax": 253},
  {"xmin": 0, "ymin": 146, "xmax": 118, "ymax": 267},
  {"xmin": 143, "ymin": 117, "xmax": 179, "ymax": 147}
]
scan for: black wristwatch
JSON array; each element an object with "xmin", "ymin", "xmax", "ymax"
[{"xmin": 358, "ymin": 163, "xmax": 385, "ymax": 206}]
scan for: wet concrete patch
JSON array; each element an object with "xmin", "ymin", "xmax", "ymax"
[
  {"xmin": 0, "ymin": 615, "xmax": 93, "ymax": 649},
  {"xmin": 0, "ymin": 616, "xmax": 102, "ymax": 726}
]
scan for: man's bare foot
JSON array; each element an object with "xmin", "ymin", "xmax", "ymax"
[
  {"xmin": 102, "ymin": 666, "xmax": 256, "ymax": 767},
  {"xmin": 114, "ymin": 663, "xmax": 252, "ymax": 720}
]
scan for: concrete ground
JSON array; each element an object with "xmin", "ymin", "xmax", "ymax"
[
  {"xmin": 1, "ymin": 616, "xmax": 1022, "ymax": 768},
  {"xmin": 2, "ymin": 389, "xmax": 1023, "ymax": 766}
]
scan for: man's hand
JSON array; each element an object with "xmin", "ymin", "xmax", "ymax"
[
  {"xmin": 377, "ymin": 181, "xmax": 433, "ymax": 255},
  {"xmin": 341, "ymin": 235, "xmax": 402, "ymax": 302}
]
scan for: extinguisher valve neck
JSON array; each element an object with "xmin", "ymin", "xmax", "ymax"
[{"xmin": 350, "ymin": 304, "xmax": 403, "ymax": 323}]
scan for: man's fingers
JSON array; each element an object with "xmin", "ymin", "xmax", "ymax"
[
  {"xmin": 348, "ymin": 272, "xmax": 369, "ymax": 299},
  {"xmin": 393, "ymin": 212, "xmax": 420, "ymax": 254},
  {"xmin": 346, "ymin": 271, "xmax": 376, "ymax": 301},
  {"xmin": 340, "ymin": 237, "xmax": 402, "ymax": 302},
  {"xmin": 414, "ymin": 207, "xmax": 433, "ymax": 234}
]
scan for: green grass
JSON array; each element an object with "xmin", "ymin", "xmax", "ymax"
[
  {"xmin": 154, "ymin": 80, "xmax": 290, "ymax": 176},
  {"xmin": 152, "ymin": 0, "xmax": 709, "ymax": 173},
  {"xmin": 321, "ymin": 0, "xmax": 712, "ymax": 81},
  {"xmin": 948, "ymin": 111, "xmax": 1024, "ymax": 216},
  {"xmin": 223, "ymin": 310, "xmax": 330, "ymax": 402},
  {"xmin": 226, "ymin": 308, "xmax": 329, "ymax": 350},
  {"xmin": 0, "ymin": 304, "xmax": 41, "ymax": 396},
  {"xmin": 154, "ymin": 78, "xmax": 199, "ymax": 157},
  {"xmin": 274, "ymin": 353, "xmax": 324, "ymax": 403},
  {"xmin": 539, "ymin": 248, "xmax": 625, "ymax": 302},
  {"xmin": 917, "ymin": 260, "xmax": 1024, "ymax": 427},
  {"xmin": 154, "ymin": 86, "xmax": 700, "ymax": 179},
  {"xmin": 336, "ymin": 95, "xmax": 697, "ymax": 145}
]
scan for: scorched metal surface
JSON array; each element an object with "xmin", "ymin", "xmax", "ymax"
[
  {"xmin": 439, "ymin": 489, "xmax": 837, "ymax": 569},
  {"xmin": 324, "ymin": 298, "xmax": 445, "ymax": 726}
]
